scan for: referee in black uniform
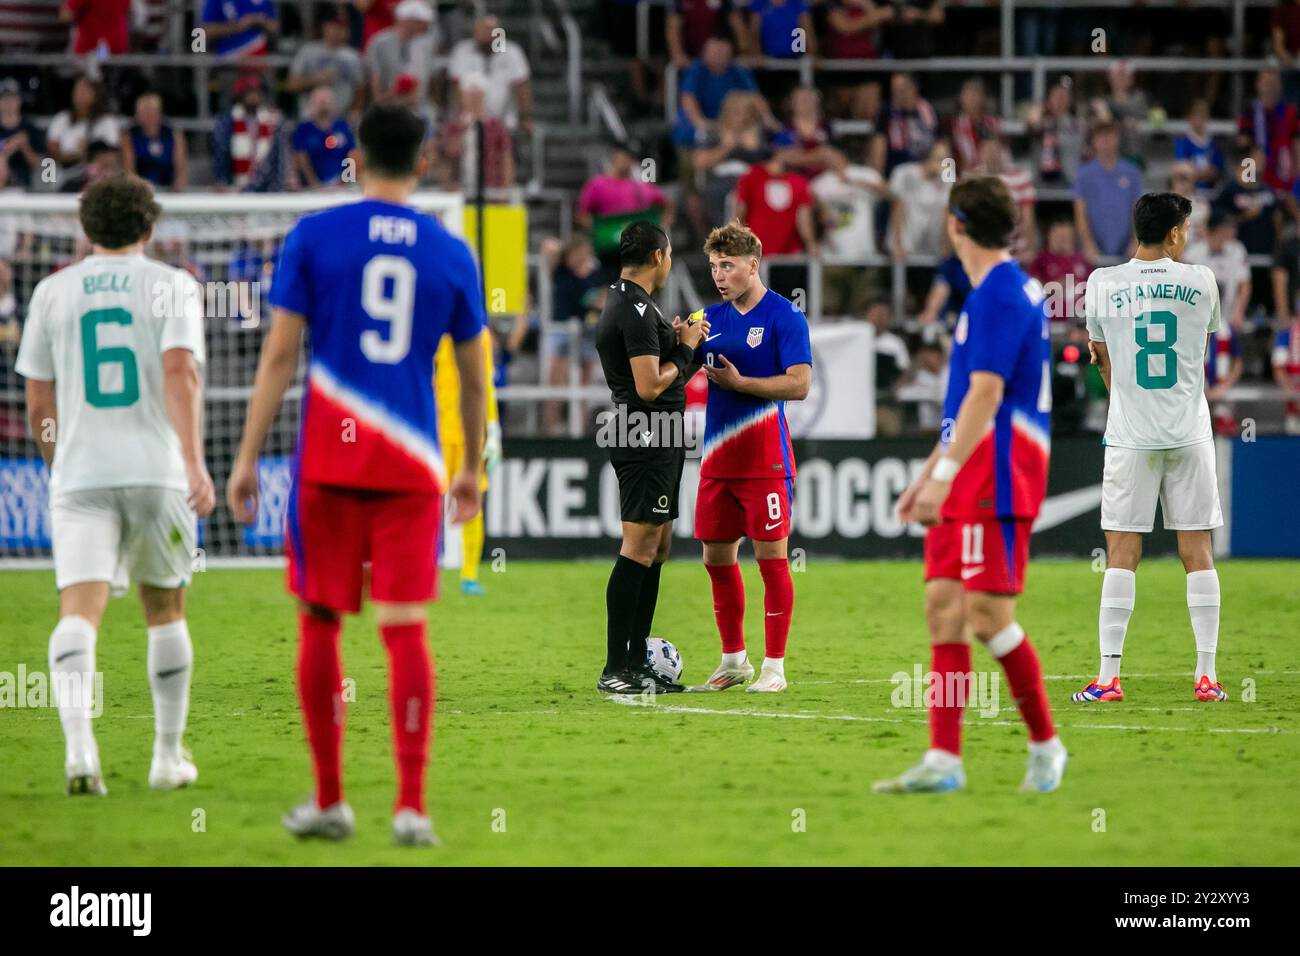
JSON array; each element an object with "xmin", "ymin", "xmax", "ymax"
[{"xmin": 594, "ymin": 221, "xmax": 709, "ymax": 694}]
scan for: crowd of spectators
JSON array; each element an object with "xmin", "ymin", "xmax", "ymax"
[
  {"xmin": 596, "ymin": 3, "xmax": 1300, "ymax": 434},
  {"xmin": 5, "ymin": 1, "xmax": 1300, "ymax": 436},
  {"xmin": 0, "ymin": 2, "xmax": 531, "ymax": 195}
]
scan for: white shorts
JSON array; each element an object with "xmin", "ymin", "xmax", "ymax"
[
  {"xmin": 52, "ymin": 487, "xmax": 196, "ymax": 594},
  {"xmin": 1101, "ymin": 441, "xmax": 1223, "ymax": 533}
]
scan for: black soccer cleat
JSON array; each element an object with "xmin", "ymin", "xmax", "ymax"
[
  {"xmin": 597, "ymin": 669, "xmax": 651, "ymax": 695},
  {"xmin": 628, "ymin": 664, "xmax": 686, "ymax": 694}
]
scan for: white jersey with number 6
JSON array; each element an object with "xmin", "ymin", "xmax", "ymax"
[
  {"xmin": 15, "ymin": 253, "xmax": 205, "ymax": 497},
  {"xmin": 1085, "ymin": 257, "xmax": 1220, "ymax": 449}
]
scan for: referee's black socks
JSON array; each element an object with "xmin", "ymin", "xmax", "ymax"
[
  {"xmin": 605, "ymin": 555, "xmax": 650, "ymax": 673},
  {"xmin": 627, "ymin": 560, "xmax": 663, "ymax": 668}
]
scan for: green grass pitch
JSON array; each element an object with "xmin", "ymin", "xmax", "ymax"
[{"xmin": 1, "ymin": 559, "xmax": 1296, "ymax": 866}]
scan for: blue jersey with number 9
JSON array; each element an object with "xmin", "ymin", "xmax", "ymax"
[{"xmin": 269, "ymin": 199, "xmax": 485, "ymax": 493}]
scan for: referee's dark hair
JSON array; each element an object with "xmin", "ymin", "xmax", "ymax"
[
  {"xmin": 358, "ymin": 103, "xmax": 426, "ymax": 178},
  {"xmin": 618, "ymin": 219, "xmax": 669, "ymax": 269},
  {"xmin": 948, "ymin": 176, "xmax": 1017, "ymax": 249},
  {"xmin": 1133, "ymin": 192, "xmax": 1193, "ymax": 246}
]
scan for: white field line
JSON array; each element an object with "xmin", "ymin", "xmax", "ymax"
[
  {"xmin": 798, "ymin": 672, "xmax": 1296, "ymax": 685},
  {"xmin": 606, "ymin": 696, "xmax": 1287, "ymax": 734}
]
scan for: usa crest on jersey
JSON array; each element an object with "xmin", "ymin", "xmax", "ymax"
[{"xmin": 747, "ymin": 327, "xmax": 764, "ymax": 348}]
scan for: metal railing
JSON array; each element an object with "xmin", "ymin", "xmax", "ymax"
[
  {"xmin": 667, "ymin": 54, "xmax": 1285, "ymax": 128},
  {"xmin": 544, "ymin": 0, "xmax": 584, "ymax": 125}
]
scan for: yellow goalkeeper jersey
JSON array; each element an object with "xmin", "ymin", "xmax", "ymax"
[{"xmin": 435, "ymin": 329, "xmax": 499, "ymax": 449}]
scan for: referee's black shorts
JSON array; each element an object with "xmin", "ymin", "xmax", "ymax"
[{"xmin": 612, "ymin": 447, "xmax": 686, "ymax": 525}]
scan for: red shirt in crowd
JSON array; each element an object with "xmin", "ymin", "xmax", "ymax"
[
  {"xmin": 824, "ymin": 2, "xmax": 878, "ymax": 59},
  {"xmin": 1029, "ymin": 250, "xmax": 1091, "ymax": 322},
  {"xmin": 362, "ymin": 0, "xmax": 400, "ymax": 49},
  {"xmin": 1273, "ymin": 1, "xmax": 1300, "ymax": 54},
  {"xmin": 671, "ymin": 0, "xmax": 731, "ymax": 58},
  {"xmin": 736, "ymin": 163, "xmax": 812, "ymax": 255},
  {"xmin": 65, "ymin": 0, "xmax": 130, "ymax": 54}
]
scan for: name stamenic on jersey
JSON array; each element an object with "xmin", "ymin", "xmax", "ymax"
[{"xmin": 1103, "ymin": 281, "xmax": 1202, "ymax": 314}]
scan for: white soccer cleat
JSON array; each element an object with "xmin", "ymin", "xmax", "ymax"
[
  {"xmin": 282, "ymin": 798, "xmax": 356, "ymax": 840},
  {"xmin": 745, "ymin": 666, "xmax": 787, "ymax": 693},
  {"xmin": 873, "ymin": 754, "xmax": 966, "ymax": 794},
  {"xmin": 149, "ymin": 748, "xmax": 198, "ymax": 790},
  {"xmin": 65, "ymin": 745, "xmax": 107, "ymax": 796},
  {"xmin": 700, "ymin": 656, "xmax": 755, "ymax": 691},
  {"xmin": 392, "ymin": 808, "xmax": 440, "ymax": 847},
  {"xmin": 1019, "ymin": 739, "xmax": 1068, "ymax": 793}
]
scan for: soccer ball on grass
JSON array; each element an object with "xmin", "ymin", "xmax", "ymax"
[{"xmin": 645, "ymin": 637, "xmax": 683, "ymax": 683}]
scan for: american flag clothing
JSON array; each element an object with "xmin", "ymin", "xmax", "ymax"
[
  {"xmin": 696, "ymin": 290, "xmax": 812, "ymax": 480},
  {"xmin": 1204, "ymin": 324, "xmax": 1241, "ymax": 386}
]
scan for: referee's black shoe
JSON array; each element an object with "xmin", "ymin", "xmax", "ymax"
[
  {"xmin": 627, "ymin": 664, "xmax": 686, "ymax": 694},
  {"xmin": 596, "ymin": 669, "xmax": 652, "ymax": 695}
]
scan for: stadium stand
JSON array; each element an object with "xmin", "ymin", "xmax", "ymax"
[{"xmin": 2, "ymin": 0, "xmax": 1300, "ymax": 449}]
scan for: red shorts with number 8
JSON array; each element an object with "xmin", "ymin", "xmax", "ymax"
[{"xmin": 695, "ymin": 476, "xmax": 793, "ymax": 541}]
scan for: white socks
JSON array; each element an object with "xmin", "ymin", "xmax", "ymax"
[
  {"xmin": 48, "ymin": 615, "xmax": 98, "ymax": 761},
  {"xmin": 721, "ymin": 651, "xmax": 748, "ymax": 669},
  {"xmin": 923, "ymin": 748, "xmax": 962, "ymax": 770},
  {"xmin": 1095, "ymin": 568, "xmax": 1220, "ymax": 683},
  {"xmin": 1187, "ymin": 569, "xmax": 1220, "ymax": 682},
  {"xmin": 760, "ymin": 657, "xmax": 785, "ymax": 678},
  {"xmin": 147, "ymin": 620, "xmax": 193, "ymax": 758},
  {"xmin": 1098, "ymin": 568, "xmax": 1136, "ymax": 683}
]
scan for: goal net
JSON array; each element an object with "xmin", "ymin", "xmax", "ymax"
[{"xmin": 0, "ymin": 191, "xmax": 466, "ymax": 565}]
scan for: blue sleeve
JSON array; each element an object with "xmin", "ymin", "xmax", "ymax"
[
  {"xmin": 211, "ymin": 113, "xmax": 232, "ymax": 184},
  {"xmin": 776, "ymin": 303, "xmax": 812, "ymax": 370},
  {"xmin": 680, "ymin": 63, "xmax": 703, "ymax": 98},
  {"xmin": 964, "ymin": 292, "xmax": 1018, "ymax": 380},
  {"xmin": 1174, "ymin": 136, "xmax": 1190, "ymax": 161},
  {"xmin": 448, "ymin": 239, "xmax": 487, "ymax": 343},
  {"xmin": 268, "ymin": 221, "xmax": 311, "ymax": 318},
  {"xmin": 1071, "ymin": 165, "xmax": 1089, "ymax": 202},
  {"xmin": 291, "ymin": 122, "xmax": 309, "ymax": 152}
]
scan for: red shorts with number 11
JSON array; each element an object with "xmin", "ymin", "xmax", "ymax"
[
  {"xmin": 695, "ymin": 476, "xmax": 792, "ymax": 541},
  {"xmin": 923, "ymin": 517, "xmax": 1032, "ymax": 595}
]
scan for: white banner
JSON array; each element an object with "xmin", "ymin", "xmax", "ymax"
[{"xmin": 785, "ymin": 322, "xmax": 875, "ymax": 439}]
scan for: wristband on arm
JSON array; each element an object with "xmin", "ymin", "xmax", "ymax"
[
  {"xmin": 668, "ymin": 343, "xmax": 695, "ymax": 377},
  {"xmin": 931, "ymin": 456, "xmax": 961, "ymax": 482}
]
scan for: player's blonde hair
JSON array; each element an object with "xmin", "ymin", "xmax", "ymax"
[{"xmin": 703, "ymin": 221, "xmax": 762, "ymax": 261}]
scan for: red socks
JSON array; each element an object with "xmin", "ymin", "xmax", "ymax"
[
  {"xmin": 928, "ymin": 642, "xmax": 971, "ymax": 757},
  {"xmin": 991, "ymin": 625, "xmax": 1056, "ymax": 743},
  {"xmin": 705, "ymin": 563, "xmax": 746, "ymax": 654},
  {"xmin": 380, "ymin": 621, "xmax": 435, "ymax": 814},
  {"xmin": 706, "ymin": 560, "xmax": 795, "ymax": 659},
  {"xmin": 297, "ymin": 612, "xmax": 345, "ymax": 809},
  {"xmin": 298, "ymin": 614, "xmax": 436, "ymax": 815},
  {"xmin": 756, "ymin": 558, "xmax": 793, "ymax": 659}
]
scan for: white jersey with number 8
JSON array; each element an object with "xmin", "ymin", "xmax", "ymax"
[
  {"xmin": 1085, "ymin": 257, "xmax": 1220, "ymax": 449},
  {"xmin": 15, "ymin": 253, "xmax": 206, "ymax": 498}
]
